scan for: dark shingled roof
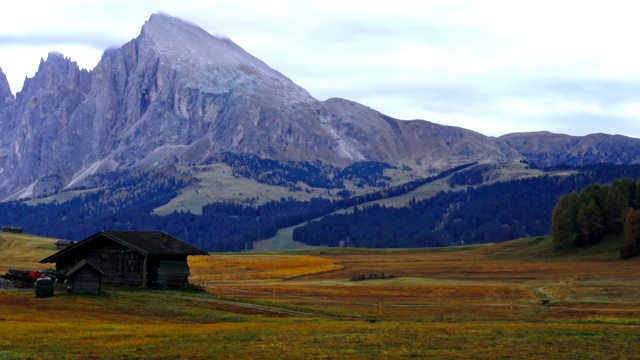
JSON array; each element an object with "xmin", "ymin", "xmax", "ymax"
[
  {"xmin": 99, "ymin": 231, "xmax": 208, "ymax": 256},
  {"xmin": 66, "ymin": 259, "xmax": 104, "ymax": 277},
  {"xmin": 41, "ymin": 231, "xmax": 208, "ymax": 263},
  {"xmin": 55, "ymin": 240, "xmax": 75, "ymax": 245}
]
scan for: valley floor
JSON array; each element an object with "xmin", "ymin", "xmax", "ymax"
[{"xmin": 2, "ymin": 237, "xmax": 640, "ymax": 359}]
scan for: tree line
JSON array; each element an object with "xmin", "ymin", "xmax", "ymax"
[
  {"xmin": 209, "ymin": 152, "xmax": 397, "ymax": 190},
  {"xmin": 551, "ymin": 177, "xmax": 640, "ymax": 258},
  {"xmin": 3, "ymin": 161, "xmax": 640, "ymax": 252},
  {"xmin": 294, "ymin": 164, "xmax": 640, "ymax": 249},
  {"xmin": 0, "ymin": 161, "xmax": 477, "ymax": 252}
]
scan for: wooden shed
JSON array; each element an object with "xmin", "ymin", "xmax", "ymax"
[
  {"xmin": 2, "ymin": 226, "xmax": 23, "ymax": 233},
  {"xmin": 40, "ymin": 231, "xmax": 208, "ymax": 289},
  {"xmin": 55, "ymin": 240, "xmax": 75, "ymax": 249},
  {"xmin": 66, "ymin": 259, "xmax": 104, "ymax": 294}
]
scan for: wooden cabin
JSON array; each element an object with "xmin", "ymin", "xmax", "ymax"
[
  {"xmin": 55, "ymin": 240, "xmax": 76, "ymax": 249},
  {"xmin": 2, "ymin": 226, "xmax": 23, "ymax": 233},
  {"xmin": 40, "ymin": 231, "xmax": 208, "ymax": 289},
  {"xmin": 66, "ymin": 259, "xmax": 104, "ymax": 294}
]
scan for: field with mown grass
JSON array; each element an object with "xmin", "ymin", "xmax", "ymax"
[
  {"xmin": 1, "ymin": 233, "xmax": 640, "ymax": 359},
  {"xmin": 0, "ymin": 232, "xmax": 61, "ymax": 273}
]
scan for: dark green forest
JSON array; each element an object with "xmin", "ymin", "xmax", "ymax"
[
  {"xmin": 2, "ymin": 160, "xmax": 640, "ymax": 252},
  {"xmin": 293, "ymin": 164, "xmax": 640, "ymax": 248},
  {"xmin": 0, "ymin": 161, "xmax": 475, "ymax": 251},
  {"xmin": 209, "ymin": 152, "xmax": 395, "ymax": 190}
]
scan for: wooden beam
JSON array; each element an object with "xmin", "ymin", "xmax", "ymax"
[{"xmin": 142, "ymin": 256, "xmax": 148, "ymax": 288}]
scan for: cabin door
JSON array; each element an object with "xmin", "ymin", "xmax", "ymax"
[{"xmin": 121, "ymin": 250, "xmax": 142, "ymax": 285}]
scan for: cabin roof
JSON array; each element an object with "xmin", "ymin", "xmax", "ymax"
[
  {"xmin": 55, "ymin": 240, "xmax": 75, "ymax": 245},
  {"xmin": 66, "ymin": 259, "xmax": 105, "ymax": 277},
  {"xmin": 40, "ymin": 230, "xmax": 208, "ymax": 264}
]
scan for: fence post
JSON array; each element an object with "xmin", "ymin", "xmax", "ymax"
[
  {"xmin": 379, "ymin": 300, "xmax": 383, "ymax": 317},
  {"xmin": 578, "ymin": 301, "xmax": 583, "ymax": 322},
  {"xmin": 510, "ymin": 302, "xmax": 514, "ymax": 320}
]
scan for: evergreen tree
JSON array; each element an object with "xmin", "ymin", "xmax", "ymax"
[
  {"xmin": 577, "ymin": 199, "xmax": 604, "ymax": 246},
  {"xmin": 636, "ymin": 180, "xmax": 640, "ymax": 209},
  {"xmin": 579, "ymin": 184, "xmax": 607, "ymax": 209},
  {"xmin": 603, "ymin": 188, "xmax": 629, "ymax": 233},
  {"xmin": 622, "ymin": 209, "xmax": 640, "ymax": 259},
  {"xmin": 551, "ymin": 192, "xmax": 579, "ymax": 248},
  {"xmin": 611, "ymin": 178, "xmax": 636, "ymax": 207}
]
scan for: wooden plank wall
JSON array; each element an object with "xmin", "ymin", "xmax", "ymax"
[{"xmin": 71, "ymin": 267, "xmax": 101, "ymax": 294}]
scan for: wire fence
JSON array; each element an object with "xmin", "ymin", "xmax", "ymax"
[{"xmin": 199, "ymin": 283, "xmax": 640, "ymax": 322}]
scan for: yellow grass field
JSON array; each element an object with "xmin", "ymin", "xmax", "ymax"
[
  {"xmin": 186, "ymin": 243, "xmax": 640, "ymax": 323},
  {"xmin": 1, "ymin": 234, "xmax": 640, "ymax": 359},
  {"xmin": 0, "ymin": 232, "xmax": 59, "ymax": 273},
  {"xmin": 189, "ymin": 254, "xmax": 343, "ymax": 281}
]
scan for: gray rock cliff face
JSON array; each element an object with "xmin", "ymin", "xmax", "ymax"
[
  {"xmin": 0, "ymin": 67, "xmax": 12, "ymax": 108},
  {"xmin": 0, "ymin": 13, "xmax": 639, "ymax": 200},
  {"xmin": 0, "ymin": 54, "xmax": 91, "ymax": 197}
]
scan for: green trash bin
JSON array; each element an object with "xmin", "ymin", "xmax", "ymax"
[{"xmin": 35, "ymin": 278, "xmax": 54, "ymax": 298}]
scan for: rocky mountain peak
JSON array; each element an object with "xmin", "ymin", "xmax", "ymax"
[
  {"xmin": 17, "ymin": 52, "xmax": 91, "ymax": 101},
  {"xmin": 140, "ymin": 13, "xmax": 262, "ymax": 68},
  {"xmin": 0, "ymin": 67, "xmax": 13, "ymax": 108},
  {"xmin": 0, "ymin": 13, "xmax": 639, "ymax": 202},
  {"xmin": 137, "ymin": 13, "xmax": 314, "ymax": 103}
]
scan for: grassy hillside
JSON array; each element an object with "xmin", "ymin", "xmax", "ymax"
[
  {"xmin": 153, "ymin": 164, "xmax": 344, "ymax": 215},
  {"xmin": 479, "ymin": 234, "xmax": 626, "ymax": 260},
  {"xmin": 0, "ymin": 232, "xmax": 58, "ymax": 273}
]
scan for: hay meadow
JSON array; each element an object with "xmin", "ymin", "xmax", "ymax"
[{"xmin": 1, "ymin": 233, "xmax": 640, "ymax": 359}]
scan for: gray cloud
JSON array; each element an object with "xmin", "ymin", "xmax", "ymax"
[{"xmin": 0, "ymin": 33, "xmax": 122, "ymax": 49}]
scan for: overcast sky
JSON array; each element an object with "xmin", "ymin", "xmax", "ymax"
[{"xmin": 1, "ymin": 0, "xmax": 639, "ymax": 138}]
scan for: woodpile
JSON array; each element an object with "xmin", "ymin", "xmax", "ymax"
[{"xmin": 0, "ymin": 278, "xmax": 14, "ymax": 289}]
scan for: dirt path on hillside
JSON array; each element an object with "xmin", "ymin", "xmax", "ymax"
[{"xmin": 136, "ymin": 291, "xmax": 344, "ymax": 319}]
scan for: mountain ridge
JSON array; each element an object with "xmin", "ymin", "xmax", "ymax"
[{"xmin": 1, "ymin": 13, "xmax": 640, "ymax": 202}]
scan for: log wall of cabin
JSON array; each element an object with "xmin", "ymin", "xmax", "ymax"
[
  {"xmin": 149, "ymin": 255, "xmax": 190, "ymax": 289},
  {"xmin": 82, "ymin": 243, "xmax": 145, "ymax": 286},
  {"xmin": 70, "ymin": 267, "xmax": 101, "ymax": 294},
  {"xmin": 50, "ymin": 237, "xmax": 196, "ymax": 289},
  {"xmin": 56, "ymin": 238, "xmax": 146, "ymax": 286}
]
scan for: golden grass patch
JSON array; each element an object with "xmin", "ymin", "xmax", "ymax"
[
  {"xmin": 0, "ymin": 233, "xmax": 58, "ymax": 273},
  {"xmin": 189, "ymin": 254, "xmax": 343, "ymax": 282}
]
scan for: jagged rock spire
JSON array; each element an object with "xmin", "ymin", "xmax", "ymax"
[{"xmin": 0, "ymin": 67, "xmax": 13, "ymax": 108}]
